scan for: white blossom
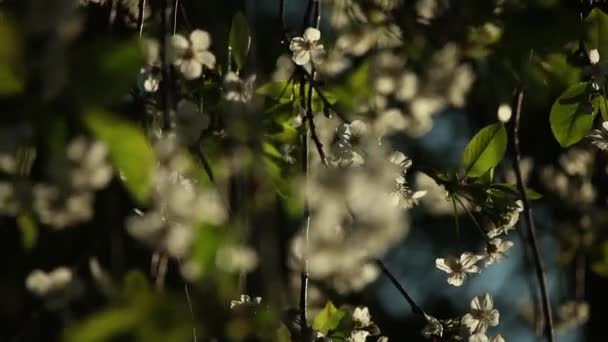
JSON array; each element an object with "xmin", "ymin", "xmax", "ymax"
[
  {"xmin": 590, "ymin": 49, "xmax": 600, "ymax": 65},
  {"xmin": 435, "ymin": 253, "xmax": 483, "ymax": 286},
  {"xmin": 483, "ymin": 238, "xmax": 514, "ymax": 267},
  {"xmin": 26, "ymin": 267, "xmax": 73, "ymax": 297},
  {"xmin": 461, "ymin": 293, "xmax": 500, "ymax": 334},
  {"xmin": 497, "ymin": 104, "xmax": 512, "ymax": 123},
  {"xmin": 469, "ymin": 333, "xmax": 505, "ymax": 342},
  {"xmin": 347, "ymin": 330, "xmax": 370, "ymax": 342},
  {"xmin": 224, "ymin": 72, "xmax": 256, "ymax": 103},
  {"xmin": 169, "ymin": 30, "xmax": 216, "ymax": 80},
  {"xmin": 289, "ymin": 27, "xmax": 326, "ymax": 66},
  {"xmin": 421, "ymin": 314, "xmax": 443, "ymax": 338},
  {"xmin": 230, "ymin": 294, "xmax": 262, "ymax": 309},
  {"xmin": 352, "ymin": 307, "xmax": 372, "ymax": 328}
]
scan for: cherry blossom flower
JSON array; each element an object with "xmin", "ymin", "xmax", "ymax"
[
  {"xmin": 461, "ymin": 293, "xmax": 500, "ymax": 334},
  {"xmin": 289, "ymin": 27, "xmax": 326, "ymax": 66},
  {"xmin": 223, "ymin": 72, "xmax": 256, "ymax": 103},
  {"xmin": 347, "ymin": 330, "xmax": 370, "ymax": 342},
  {"xmin": 435, "ymin": 253, "xmax": 483, "ymax": 286},
  {"xmin": 483, "ymin": 238, "xmax": 514, "ymax": 267},
  {"xmin": 169, "ymin": 30, "xmax": 216, "ymax": 80},
  {"xmin": 469, "ymin": 333, "xmax": 505, "ymax": 342},
  {"xmin": 352, "ymin": 307, "xmax": 372, "ymax": 328},
  {"xmin": 421, "ymin": 314, "xmax": 443, "ymax": 338}
]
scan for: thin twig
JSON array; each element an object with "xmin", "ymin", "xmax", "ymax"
[
  {"xmin": 138, "ymin": 0, "xmax": 146, "ymax": 37},
  {"xmin": 510, "ymin": 88, "xmax": 555, "ymax": 342},
  {"xmin": 375, "ymin": 259, "xmax": 426, "ymax": 316},
  {"xmin": 300, "ymin": 67, "xmax": 351, "ymax": 123},
  {"xmin": 184, "ymin": 282, "xmax": 198, "ymax": 342},
  {"xmin": 159, "ymin": 0, "xmax": 173, "ymax": 130},
  {"xmin": 302, "ymin": 0, "xmax": 314, "ymax": 32},
  {"xmin": 172, "ymin": 0, "xmax": 180, "ymax": 34},
  {"xmin": 306, "ymin": 74, "xmax": 329, "ymax": 167},
  {"xmin": 313, "ymin": 0, "xmax": 321, "ymax": 29},
  {"xmin": 279, "ymin": 0, "xmax": 289, "ymax": 43},
  {"xmin": 299, "ymin": 78, "xmax": 310, "ymax": 327}
]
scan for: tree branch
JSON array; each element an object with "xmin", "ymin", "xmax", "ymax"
[
  {"xmin": 510, "ymin": 88, "xmax": 555, "ymax": 342},
  {"xmin": 375, "ymin": 259, "xmax": 426, "ymax": 317}
]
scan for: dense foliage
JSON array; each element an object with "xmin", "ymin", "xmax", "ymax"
[{"xmin": 2, "ymin": 0, "xmax": 608, "ymax": 341}]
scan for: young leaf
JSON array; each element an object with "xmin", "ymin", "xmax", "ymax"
[
  {"xmin": 312, "ymin": 301, "xmax": 346, "ymax": 335},
  {"xmin": 585, "ymin": 8, "xmax": 608, "ymax": 61},
  {"xmin": 17, "ymin": 213, "xmax": 38, "ymax": 251},
  {"xmin": 229, "ymin": 12, "xmax": 251, "ymax": 70},
  {"xmin": 83, "ymin": 108, "xmax": 155, "ymax": 204},
  {"xmin": 592, "ymin": 94, "xmax": 608, "ymax": 122},
  {"xmin": 550, "ymin": 82, "xmax": 594, "ymax": 147},
  {"xmin": 462, "ymin": 123, "xmax": 508, "ymax": 178}
]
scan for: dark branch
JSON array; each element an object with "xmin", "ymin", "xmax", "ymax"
[
  {"xmin": 375, "ymin": 259, "xmax": 426, "ymax": 317},
  {"xmin": 510, "ymin": 88, "xmax": 555, "ymax": 342},
  {"xmin": 306, "ymin": 74, "xmax": 329, "ymax": 167}
]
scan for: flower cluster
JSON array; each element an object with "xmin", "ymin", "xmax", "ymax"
[
  {"xmin": 422, "ymin": 293, "xmax": 504, "ymax": 341},
  {"xmin": 125, "ymin": 136, "xmax": 235, "ymax": 277},
  {"xmin": 1, "ymin": 137, "xmax": 113, "ymax": 228},
  {"xmin": 436, "ymin": 237, "xmax": 514, "ymax": 287}
]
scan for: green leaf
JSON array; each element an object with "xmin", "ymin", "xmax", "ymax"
[
  {"xmin": 0, "ymin": 19, "xmax": 24, "ymax": 95},
  {"xmin": 74, "ymin": 39, "xmax": 143, "ymax": 105},
  {"xmin": 585, "ymin": 8, "xmax": 608, "ymax": 61},
  {"xmin": 592, "ymin": 94, "xmax": 608, "ymax": 122},
  {"xmin": 64, "ymin": 307, "xmax": 140, "ymax": 342},
  {"xmin": 462, "ymin": 123, "xmax": 508, "ymax": 178},
  {"xmin": 83, "ymin": 108, "xmax": 155, "ymax": 203},
  {"xmin": 229, "ymin": 12, "xmax": 251, "ymax": 70},
  {"xmin": 17, "ymin": 213, "xmax": 38, "ymax": 251},
  {"xmin": 257, "ymin": 81, "xmax": 292, "ymax": 103},
  {"xmin": 312, "ymin": 301, "xmax": 346, "ymax": 335},
  {"xmin": 550, "ymin": 82, "xmax": 595, "ymax": 147}
]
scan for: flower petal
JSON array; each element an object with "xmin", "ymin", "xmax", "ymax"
[
  {"xmin": 169, "ymin": 34, "xmax": 189, "ymax": 61},
  {"xmin": 435, "ymin": 258, "xmax": 453, "ymax": 274},
  {"xmin": 179, "ymin": 59, "xmax": 202, "ymax": 80},
  {"xmin": 447, "ymin": 273, "xmax": 465, "ymax": 286},
  {"xmin": 289, "ymin": 37, "xmax": 306, "ymax": 52},
  {"xmin": 196, "ymin": 51, "xmax": 216, "ymax": 69},
  {"xmin": 304, "ymin": 27, "xmax": 321, "ymax": 42},
  {"xmin": 292, "ymin": 49, "xmax": 311, "ymax": 66},
  {"xmin": 190, "ymin": 30, "xmax": 211, "ymax": 51},
  {"xmin": 469, "ymin": 333, "xmax": 489, "ymax": 342}
]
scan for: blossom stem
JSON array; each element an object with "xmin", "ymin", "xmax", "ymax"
[
  {"xmin": 306, "ymin": 73, "xmax": 329, "ymax": 167},
  {"xmin": 300, "ymin": 67, "xmax": 351, "ymax": 123},
  {"xmin": 172, "ymin": 0, "xmax": 179, "ymax": 35},
  {"xmin": 313, "ymin": 0, "xmax": 321, "ymax": 29},
  {"xmin": 159, "ymin": 0, "xmax": 172, "ymax": 130},
  {"xmin": 375, "ymin": 259, "xmax": 426, "ymax": 316},
  {"xmin": 299, "ymin": 78, "xmax": 310, "ymax": 326},
  {"xmin": 510, "ymin": 88, "xmax": 555, "ymax": 342},
  {"xmin": 137, "ymin": 0, "xmax": 146, "ymax": 37},
  {"xmin": 183, "ymin": 282, "xmax": 198, "ymax": 342},
  {"xmin": 279, "ymin": 0, "xmax": 288, "ymax": 43}
]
